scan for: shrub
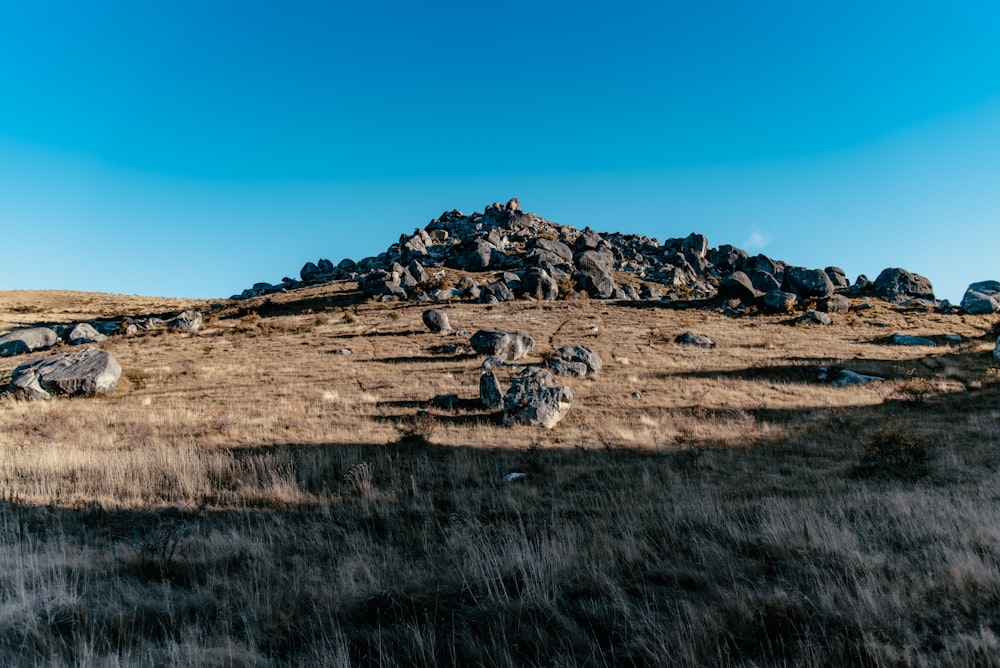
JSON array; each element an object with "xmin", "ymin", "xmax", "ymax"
[
  {"xmin": 857, "ymin": 416, "xmax": 934, "ymax": 477},
  {"xmin": 397, "ymin": 410, "xmax": 437, "ymax": 446}
]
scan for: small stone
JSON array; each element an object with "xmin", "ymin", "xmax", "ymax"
[
  {"xmin": 675, "ymin": 332, "xmax": 715, "ymax": 348},
  {"xmin": 891, "ymin": 334, "xmax": 937, "ymax": 347}
]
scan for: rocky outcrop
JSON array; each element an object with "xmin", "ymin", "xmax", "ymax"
[
  {"xmin": 470, "ymin": 329, "xmax": 535, "ymax": 362},
  {"xmin": 0, "ymin": 327, "xmax": 59, "ymax": 357},
  {"xmin": 961, "ymin": 281, "xmax": 1000, "ymax": 314},
  {"xmin": 872, "ymin": 268, "xmax": 934, "ymax": 304},
  {"xmin": 502, "ymin": 367, "xmax": 573, "ymax": 429},
  {"xmin": 9, "ymin": 348, "xmax": 122, "ymax": 400},
  {"xmin": 169, "ymin": 310, "xmax": 203, "ymax": 333}
]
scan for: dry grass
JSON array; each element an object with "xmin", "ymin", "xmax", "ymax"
[{"xmin": 0, "ymin": 286, "xmax": 999, "ymax": 665}]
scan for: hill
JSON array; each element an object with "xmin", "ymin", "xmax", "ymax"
[{"xmin": 0, "ymin": 210, "xmax": 999, "ymax": 664}]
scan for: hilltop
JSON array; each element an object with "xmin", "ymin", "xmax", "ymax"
[{"xmin": 0, "ymin": 203, "xmax": 999, "ymax": 665}]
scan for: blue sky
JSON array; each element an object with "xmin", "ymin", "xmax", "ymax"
[{"xmin": 2, "ymin": 1, "xmax": 999, "ymax": 301}]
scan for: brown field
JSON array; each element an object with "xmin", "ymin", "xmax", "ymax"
[{"xmin": 1, "ymin": 285, "xmax": 999, "ymax": 666}]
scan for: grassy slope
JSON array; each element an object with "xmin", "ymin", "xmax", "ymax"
[{"xmin": 0, "ymin": 286, "xmax": 999, "ymax": 666}]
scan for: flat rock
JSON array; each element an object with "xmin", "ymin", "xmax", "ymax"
[
  {"xmin": 9, "ymin": 348, "xmax": 122, "ymax": 400},
  {"xmin": 891, "ymin": 333, "xmax": 937, "ymax": 346},
  {"xmin": 0, "ymin": 327, "xmax": 59, "ymax": 357}
]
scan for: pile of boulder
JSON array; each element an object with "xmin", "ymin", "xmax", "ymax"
[
  {"xmin": 1, "ymin": 310, "xmax": 202, "ymax": 400},
  {"xmin": 231, "ymin": 198, "xmax": 979, "ymax": 317}
]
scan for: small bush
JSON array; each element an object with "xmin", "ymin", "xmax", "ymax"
[
  {"xmin": 857, "ymin": 416, "xmax": 934, "ymax": 477},
  {"xmin": 422, "ymin": 273, "xmax": 454, "ymax": 292},
  {"xmin": 397, "ymin": 411, "xmax": 437, "ymax": 446}
]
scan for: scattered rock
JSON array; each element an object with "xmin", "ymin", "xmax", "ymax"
[
  {"xmin": 421, "ymin": 309, "xmax": 452, "ymax": 334},
  {"xmin": 66, "ymin": 323, "xmax": 107, "ymax": 345},
  {"xmin": 891, "ymin": 334, "xmax": 937, "ymax": 347},
  {"xmin": 502, "ymin": 367, "xmax": 573, "ymax": 429},
  {"xmin": 470, "ymin": 329, "xmax": 535, "ymax": 362},
  {"xmin": 675, "ymin": 331, "xmax": 716, "ymax": 348},
  {"xmin": 872, "ymin": 268, "xmax": 935, "ymax": 304},
  {"xmin": 796, "ymin": 310, "xmax": 832, "ymax": 325},
  {"xmin": 960, "ymin": 280, "xmax": 1000, "ymax": 314},
  {"xmin": 553, "ymin": 344, "xmax": 603, "ymax": 374},
  {"xmin": 9, "ymin": 348, "xmax": 122, "ymax": 400},
  {"xmin": 480, "ymin": 371, "xmax": 504, "ymax": 409},
  {"xmin": 0, "ymin": 327, "xmax": 59, "ymax": 357},
  {"xmin": 169, "ymin": 310, "xmax": 203, "ymax": 333},
  {"xmin": 820, "ymin": 368, "xmax": 885, "ymax": 387}
]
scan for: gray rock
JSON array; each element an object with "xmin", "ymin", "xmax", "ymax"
[
  {"xmin": 522, "ymin": 268, "xmax": 559, "ymax": 301},
  {"xmin": 554, "ymin": 344, "xmax": 603, "ymax": 374},
  {"xmin": 784, "ymin": 267, "xmax": 835, "ymax": 299},
  {"xmin": 67, "ymin": 323, "xmax": 108, "ymax": 345},
  {"xmin": 546, "ymin": 358, "xmax": 589, "ymax": 378},
  {"xmin": 532, "ymin": 238, "xmax": 573, "ymax": 262},
  {"xmin": 751, "ymin": 270, "xmax": 781, "ymax": 294},
  {"xmin": 421, "ymin": 309, "xmax": 452, "ymax": 334},
  {"xmin": 891, "ymin": 333, "xmax": 937, "ymax": 346},
  {"xmin": 9, "ymin": 348, "xmax": 122, "ymax": 400},
  {"xmin": 502, "ymin": 367, "xmax": 573, "ymax": 429},
  {"xmin": 454, "ymin": 239, "xmax": 499, "ymax": 271},
  {"xmin": 796, "ymin": 310, "xmax": 832, "ymax": 325},
  {"xmin": 470, "ymin": 329, "xmax": 535, "ymax": 362},
  {"xmin": 575, "ymin": 228, "xmax": 603, "ymax": 251},
  {"xmin": 872, "ymin": 267, "xmax": 935, "ymax": 304},
  {"xmin": 0, "ymin": 327, "xmax": 59, "ymax": 357},
  {"xmin": 681, "ymin": 233, "xmax": 709, "ymax": 260},
  {"xmin": 995, "ymin": 336, "xmax": 1000, "ymax": 362},
  {"xmin": 762, "ymin": 290, "xmax": 797, "ymax": 313},
  {"xmin": 575, "ymin": 250, "xmax": 617, "ymax": 299},
  {"xmin": 822, "ymin": 368, "xmax": 885, "ymax": 387},
  {"xmin": 169, "ymin": 310, "xmax": 202, "ymax": 333},
  {"xmin": 825, "ymin": 267, "xmax": 850, "ymax": 289},
  {"xmin": 960, "ymin": 281, "xmax": 1000, "ymax": 314},
  {"xmin": 480, "ymin": 371, "xmax": 504, "ymax": 409},
  {"xmin": 481, "ymin": 281, "xmax": 515, "ymax": 303},
  {"xmin": 675, "ymin": 331, "xmax": 716, "ymax": 348},
  {"xmin": 718, "ymin": 272, "xmax": 759, "ymax": 302},
  {"xmin": 819, "ymin": 294, "xmax": 851, "ymax": 314}
]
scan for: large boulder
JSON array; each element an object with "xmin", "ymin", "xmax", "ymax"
[
  {"xmin": 960, "ymin": 281, "xmax": 1000, "ymax": 314},
  {"xmin": 872, "ymin": 268, "xmax": 934, "ymax": 304},
  {"xmin": 818, "ymin": 294, "xmax": 851, "ymax": 314},
  {"xmin": 718, "ymin": 271, "xmax": 759, "ymax": 302},
  {"xmin": 554, "ymin": 344, "xmax": 603, "ymax": 375},
  {"xmin": 453, "ymin": 239, "xmax": 500, "ymax": 272},
  {"xmin": 9, "ymin": 348, "xmax": 122, "ymax": 401},
  {"xmin": 575, "ymin": 250, "xmax": 617, "ymax": 299},
  {"xmin": 502, "ymin": 367, "xmax": 573, "ymax": 429},
  {"xmin": 480, "ymin": 281, "xmax": 516, "ymax": 304},
  {"xmin": 521, "ymin": 268, "xmax": 560, "ymax": 301},
  {"xmin": 421, "ymin": 309, "xmax": 451, "ymax": 334},
  {"xmin": 0, "ymin": 327, "xmax": 59, "ymax": 357},
  {"xmin": 470, "ymin": 329, "xmax": 535, "ymax": 362},
  {"xmin": 783, "ymin": 267, "xmax": 834, "ymax": 299},
  {"xmin": 532, "ymin": 238, "xmax": 573, "ymax": 262}
]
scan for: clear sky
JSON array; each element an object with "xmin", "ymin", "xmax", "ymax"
[{"xmin": 2, "ymin": 1, "xmax": 999, "ymax": 301}]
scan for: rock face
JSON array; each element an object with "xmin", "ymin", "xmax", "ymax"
[
  {"xmin": 961, "ymin": 281, "xmax": 1000, "ymax": 314},
  {"xmin": 502, "ymin": 367, "xmax": 573, "ymax": 429},
  {"xmin": 470, "ymin": 329, "xmax": 535, "ymax": 362},
  {"xmin": 421, "ymin": 309, "xmax": 451, "ymax": 334},
  {"xmin": 9, "ymin": 348, "xmax": 122, "ymax": 401},
  {"xmin": 0, "ymin": 327, "xmax": 59, "ymax": 357},
  {"xmin": 872, "ymin": 268, "xmax": 935, "ymax": 304}
]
